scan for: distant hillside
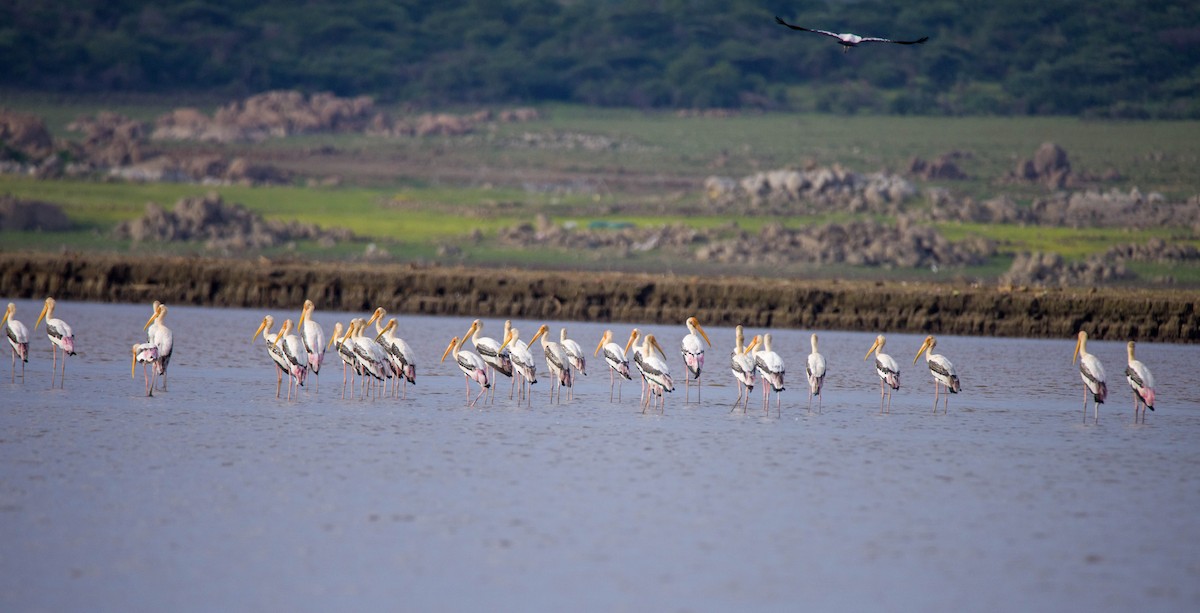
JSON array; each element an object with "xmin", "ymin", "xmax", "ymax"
[{"xmin": 3, "ymin": 0, "xmax": 1199, "ymax": 117}]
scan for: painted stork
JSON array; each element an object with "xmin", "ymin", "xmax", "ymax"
[
  {"xmin": 349, "ymin": 317, "xmax": 389, "ymax": 397},
  {"xmin": 271, "ymin": 318, "xmax": 309, "ymax": 401},
  {"xmin": 594, "ymin": 329, "xmax": 633, "ymax": 402},
  {"xmin": 499, "ymin": 326, "xmax": 538, "ymax": 406},
  {"xmin": 441, "ymin": 335, "xmax": 490, "ymax": 407},
  {"xmin": 806, "ymin": 333, "xmax": 827, "ymax": 414},
  {"xmin": 865, "ymin": 335, "xmax": 900, "ymax": 414},
  {"xmin": 1124, "ymin": 341, "xmax": 1156, "ymax": 424},
  {"xmin": 530, "ymin": 324, "xmax": 572, "ymax": 403},
  {"xmin": 560, "ymin": 327, "xmax": 587, "ymax": 377},
  {"xmin": 375, "ymin": 318, "xmax": 417, "ymax": 398},
  {"xmin": 914, "ymin": 335, "xmax": 960, "ymax": 414},
  {"xmin": 34, "ymin": 297, "xmax": 74, "ymax": 388},
  {"xmin": 729, "ymin": 326, "xmax": 760, "ymax": 412},
  {"xmin": 775, "ymin": 16, "xmax": 928, "ymax": 52},
  {"xmin": 755, "ymin": 333, "xmax": 786, "ymax": 416},
  {"xmin": 325, "ymin": 322, "xmax": 357, "ymax": 398},
  {"xmin": 463, "ymin": 319, "xmax": 513, "ymax": 402},
  {"xmin": 680, "ymin": 316, "xmax": 712, "ymax": 403},
  {"xmin": 1072, "ymin": 331, "xmax": 1107, "ymax": 424},
  {"xmin": 3, "ymin": 302, "xmax": 30, "ymax": 383},
  {"xmin": 298, "ymin": 300, "xmax": 326, "ymax": 391},
  {"xmin": 143, "ymin": 302, "xmax": 173, "ymax": 391},
  {"xmin": 636, "ymin": 333, "xmax": 674, "ymax": 414},
  {"xmin": 131, "ymin": 342, "xmax": 159, "ymax": 397},
  {"xmin": 251, "ymin": 315, "xmax": 288, "ymax": 398},
  {"xmin": 628, "ymin": 328, "xmax": 646, "ymax": 402}
]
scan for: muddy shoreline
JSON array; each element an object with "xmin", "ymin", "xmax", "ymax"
[{"xmin": 1, "ymin": 251, "xmax": 1196, "ymax": 343}]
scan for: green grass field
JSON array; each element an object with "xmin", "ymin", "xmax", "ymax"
[{"xmin": 3, "ymin": 97, "xmax": 1199, "ymax": 284}]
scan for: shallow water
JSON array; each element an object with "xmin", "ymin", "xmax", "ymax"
[{"xmin": 2, "ymin": 298, "xmax": 1198, "ymax": 612}]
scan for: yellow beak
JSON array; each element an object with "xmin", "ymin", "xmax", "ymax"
[
  {"xmin": 913, "ymin": 339, "xmax": 930, "ymax": 365},
  {"xmin": 441, "ymin": 337, "xmax": 458, "ymax": 363},
  {"xmin": 365, "ymin": 308, "xmax": 384, "ymax": 328},
  {"xmin": 864, "ymin": 338, "xmax": 879, "ymax": 361},
  {"xmin": 594, "ymin": 331, "xmax": 609, "ymax": 357},
  {"xmin": 35, "ymin": 302, "xmax": 49, "ymax": 330},
  {"xmin": 251, "ymin": 318, "xmax": 268, "ymax": 342},
  {"xmin": 463, "ymin": 321, "xmax": 479, "ymax": 342},
  {"xmin": 529, "ymin": 325, "xmax": 547, "ymax": 346},
  {"xmin": 499, "ymin": 329, "xmax": 515, "ymax": 352}
]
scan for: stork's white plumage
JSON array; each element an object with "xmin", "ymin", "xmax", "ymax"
[
  {"xmin": 349, "ymin": 317, "xmax": 389, "ymax": 397},
  {"xmin": 729, "ymin": 326, "xmax": 759, "ymax": 412},
  {"xmin": 865, "ymin": 334, "xmax": 900, "ymax": 414},
  {"xmin": 271, "ymin": 318, "xmax": 309, "ymax": 401},
  {"xmin": 298, "ymin": 300, "xmax": 326, "ymax": 391},
  {"xmin": 914, "ymin": 335, "xmax": 960, "ymax": 414},
  {"xmin": 1125, "ymin": 341, "xmax": 1156, "ymax": 423},
  {"xmin": 636, "ymin": 333, "xmax": 674, "ymax": 414},
  {"xmin": 680, "ymin": 316, "xmax": 711, "ymax": 403},
  {"xmin": 252, "ymin": 315, "xmax": 289, "ymax": 398},
  {"xmin": 131, "ymin": 342, "xmax": 159, "ymax": 397},
  {"xmin": 594, "ymin": 329, "xmax": 633, "ymax": 402},
  {"xmin": 3, "ymin": 302, "xmax": 30, "ymax": 383},
  {"xmin": 375, "ymin": 318, "xmax": 417, "ymax": 398},
  {"xmin": 530, "ymin": 324, "xmax": 572, "ymax": 403},
  {"xmin": 806, "ymin": 333, "xmax": 827, "ymax": 414},
  {"xmin": 560, "ymin": 327, "xmax": 587, "ymax": 377},
  {"xmin": 775, "ymin": 16, "xmax": 928, "ymax": 52},
  {"xmin": 441, "ymin": 335, "xmax": 490, "ymax": 408},
  {"xmin": 754, "ymin": 333, "xmax": 786, "ymax": 416},
  {"xmin": 144, "ymin": 302, "xmax": 173, "ymax": 390},
  {"xmin": 463, "ymin": 319, "xmax": 513, "ymax": 390},
  {"xmin": 326, "ymin": 321, "xmax": 359, "ymax": 398},
  {"xmin": 500, "ymin": 327, "xmax": 537, "ymax": 405},
  {"xmin": 1072, "ymin": 331, "xmax": 1107, "ymax": 424},
  {"xmin": 35, "ymin": 297, "xmax": 75, "ymax": 388}
]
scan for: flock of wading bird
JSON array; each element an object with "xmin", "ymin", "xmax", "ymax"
[{"xmin": 2, "ymin": 298, "xmax": 1159, "ymax": 423}]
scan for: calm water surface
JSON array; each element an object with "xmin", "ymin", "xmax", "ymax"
[{"xmin": 2, "ymin": 299, "xmax": 1198, "ymax": 612}]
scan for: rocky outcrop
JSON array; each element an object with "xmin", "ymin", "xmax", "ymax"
[
  {"xmin": 1028, "ymin": 187, "xmax": 1199, "ymax": 229},
  {"xmin": 909, "ymin": 151, "xmax": 970, "ymax": 180},
  {"xmin": 153, "ymin": 91, "xmax": 376, "ymax": 142},
  {"xmin": 695, "ymin": 219, "xmax": 994, "ymax": 268},
  {"xmin": 0, "ymin": 109, "xmax": 55, "ymax": 160},
  {"xmin": 1000, "ymin": 252, "xmax": 1131, "ymax": 287},
  {"xmin": 65, "ymin": 112, "xmax": 151, "ymax": 167},
  {"xmin": 704, "ymin": 164, "xmax": 917, "ymax": 214},
  {"xmin": 0, "ymin": 196, "xmax": 71, "ymax": 231},
  {"xmin": 1, "ymin": 252, "xmax": 1196, "ymax": 343},
  {"xmin": 112, "ymin": 192, "xmax": 353, "ymax": 251},
  {"xmin": 1010, "ymin": 142, "xmax": 1073, "ymax": 188},
  {"xmin": 496, "ymin": 216, "xmax": 993, "ymax": 269},
  {"xmin": 151, "ymin": 91, "xmax": 542, "ymax": 142}
]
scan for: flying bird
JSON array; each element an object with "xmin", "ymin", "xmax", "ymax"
[{"xmin": 775, "ymin": 16, "xmax": 928, "ymax": 52}]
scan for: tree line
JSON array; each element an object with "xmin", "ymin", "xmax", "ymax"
[{"xmin": 3, "ymin": 0, "xmax": 1198, "ymax": 117}]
